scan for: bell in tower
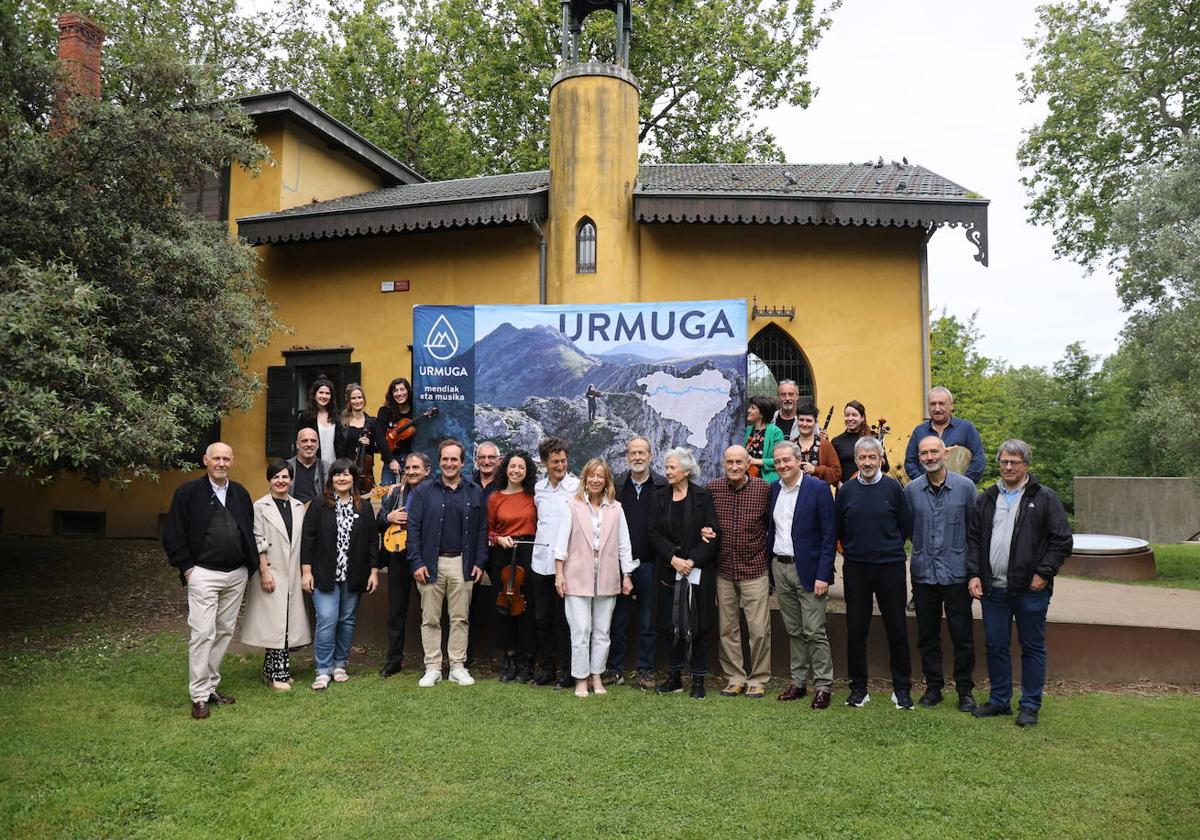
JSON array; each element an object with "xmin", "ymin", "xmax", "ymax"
[{"xmin": 560, "ymin": 0, "xmax": 634, "ymax": 67}]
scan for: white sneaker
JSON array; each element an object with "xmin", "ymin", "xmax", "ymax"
[
  {"xmin": 418, "ymin": 669, "xmax": 442, "ymax": 688},
  {"xmin": 448, "ymin": 667, "xmax": 475, "ymax": 686}
]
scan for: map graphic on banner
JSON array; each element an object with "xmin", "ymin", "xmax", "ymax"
[{"xmin": 412, "ymin": 300, "xmax": 747, "ymax": 481}]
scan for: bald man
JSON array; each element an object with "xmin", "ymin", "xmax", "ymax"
[
  {"xmin": 706, "ymin": 445, "xmax": 773, "ymax": 697},
  {"xmin": 163, "ymin": 442, "xmax": 258, "ymax": 719}
]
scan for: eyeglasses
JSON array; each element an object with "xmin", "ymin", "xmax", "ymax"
[{"xmin": 998, "ymin": 459, "xmax": 1026, "ymax": 468}]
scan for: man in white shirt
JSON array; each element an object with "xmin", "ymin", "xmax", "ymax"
[{"xmin": 531, "ymin": 436, "xmax": 580, "ymax": 687}]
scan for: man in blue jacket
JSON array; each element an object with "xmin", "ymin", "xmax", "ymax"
[
  {"xmin": 967, "ymin": 439, "xmax": 1072, "ymax": 727},
  {"xmin": 406, "ymin": 439, "xmax": 489, "ymax": 688},
  {"xmin": 767, "ymin": 440, "xmax": 837, "ymax": 710}
]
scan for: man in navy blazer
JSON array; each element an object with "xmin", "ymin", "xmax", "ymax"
[
  {"xmin": 766, "ymin": 440, "xmax": 837, "ymax": 710},
  {"xmin": 405, "ymin": 439, "xmax": 489, "ymax": 687}
]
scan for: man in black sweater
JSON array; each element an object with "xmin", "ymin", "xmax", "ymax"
[
  {"xmin": 162, "ymin": 442, "xmax": 257, "ymax": 719},
  {"xmin": 835, "ymin": 435, "xmax": 914, "ymax": 709}
]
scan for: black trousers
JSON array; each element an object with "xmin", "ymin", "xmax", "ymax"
[
  {"xmin": 384, "ymin": 551, "xmax": 414, "ymax": 666},
  {"xmin": 843, "ymin": 560, "xmax": 911, "ymax": 693},
  {"xmin": 531, "ymin": 570, "xmax": 570, "ymax": 672},
  {"xmin": 913, "ymin": 581, "xmax": 975, "ymax": 694},
  {"xmin": 490, "ymin": 543, "xmax": 536, "ymax": 658}
]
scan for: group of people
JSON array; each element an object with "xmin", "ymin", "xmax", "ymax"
[{"xmin": 164, "ymin": 381, "xmax": 1072, "ymax": 729}]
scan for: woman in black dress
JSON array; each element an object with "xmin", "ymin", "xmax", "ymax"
[
  {"xmin": 375, "ymin": 377, "xmax": 414, "ymax": 486},
  {"xmin": 649, "ymin": 446, "xmax": 719, "ymax": 699}
]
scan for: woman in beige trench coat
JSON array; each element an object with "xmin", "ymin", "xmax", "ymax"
[{"xmin": 240, "ymin": 460, "xmax": 312, "ymax": 690}]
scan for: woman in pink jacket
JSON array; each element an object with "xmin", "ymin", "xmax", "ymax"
[{"xmin": 554, "ymin": 458, "xmax": 638, "ymax": 698}]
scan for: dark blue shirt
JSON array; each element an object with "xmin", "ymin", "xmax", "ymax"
[
  {"xmin": 903, "ymin": 417, "xmax": 985, "ymax": 484},
  {"xmin": 435, "ymin": 479, "xmax": 466, "ymax": 555}
]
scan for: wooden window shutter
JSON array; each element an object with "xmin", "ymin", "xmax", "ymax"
[{"xmin": 266, "ymin": 365, "xmax": 298, "ymax": 457}]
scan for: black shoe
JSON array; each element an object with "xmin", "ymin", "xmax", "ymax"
[
  {"xmin": 534, "ymin": 671, "xmax": 556, "ymax": 686},
  {"xmin": 905, "ymin": 596, "xmax": 916, "ymax": 612},
  {"xmin": 499, "ymin": 656, "xmax": 517, "ymax": 683},
  {"xmin": 600, "ymin": 669, "xmax": 624, "ymax": 686},
  {"xmin": 656, "ymin": 672, "xmax": 684, "ymax": 694},
  {"xmin": 1015, "ymin": 707, "xmax": 1039, "ymax": 727},
  {"xmin": 379, "ymin": 660, "xmax": 403, "ymax": 678},
  {"xmin": 556, "ymin": 673, "xmax": 575, "ymax": 690},
  {"xmin": 845, "ymin": 690, "xmax": 870, "ymax": 707},
  {"xmin": 690, "ymin": 676, "xmax": 705, "ymax": 699},
  {"xmin": 973, "ymin": 700, "xmax": 1013, "ymax": 718},
  {"xmin": 514, "ymin": 659, "xmax": 535, "ymax": 684},
  {"xmin": 891, "ymin": 689, "xmax": 914, "ymax": 710},
  {"xmin": 636, "ymin": 669, "xmax": 656, "ymax": 691},
  {"xmin": 957, "ymin": 693, "xmax": 977, "ymax": 713},
  {"xmin": 918, "ymin": 688, "xmax": 944, "ymax": 708}
]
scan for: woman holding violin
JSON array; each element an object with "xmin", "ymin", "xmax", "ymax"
[
  {"xmin": 486, "ymin": 450, "xmax": 538, "ymax": 683},
  {"xmin": 553, "ymin": 458, "xmax": 637, "ymax": 698},
  {"xmin": 830, "ymin": 400, "xmax": 889, "ymax": 485},
  {"xmin": 336, "ymin": 382, "xmax": 375, "ymax": 492},
  {"xmin": 298, "ymin": 377, "xmax": 339, "ymax": 471},
  {"xmin": 375, "ymin": 378, "xmax": 415, "ymax": 486}
]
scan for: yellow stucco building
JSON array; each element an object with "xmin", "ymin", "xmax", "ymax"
[{"xmin": 0, "ymin": 16, "xmax": 987, "ymax": 538}]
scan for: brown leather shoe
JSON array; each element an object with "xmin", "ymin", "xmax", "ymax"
[
  {"xmin": 191, "ymin": 701, "xmax": 210, "ymax": 719},
  {"xmin": 208, "ymin": 691, "xmax": 236, "ymax": 705},
  {"xmin": 777, "ymin": 683, "xmax": 808, "ymax": 702},
  {"xmin": 810, "ymin": 687, "xmax": 832, "ymax": 710}
]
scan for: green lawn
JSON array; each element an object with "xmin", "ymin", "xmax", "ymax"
[
  {"xmin": 2, "ymin": 632, "xmax": 1197, "ymax": 838},
  {"xmin": 1147, "ymin": 542, "xmax": 1200, "ymax": 590}
]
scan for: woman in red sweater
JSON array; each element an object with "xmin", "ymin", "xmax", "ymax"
[{"xmin": 487, "ymin": 450, "xmax": 539, "ymax": 683}]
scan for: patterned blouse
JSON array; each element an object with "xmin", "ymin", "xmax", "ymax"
[{"xmin": 334, "ymin": 499, "xmax": 355, "ymax": 582}]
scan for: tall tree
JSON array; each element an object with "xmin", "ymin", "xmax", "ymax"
[
  {"xmin": 1107, "ymin": 138, "xmax": 1200, "ymax": 477},
  {"xmin": 1018, "ymin": 0, "xmax": 1200, "ymax": 267},
  {"xmin": 267, "ymin": 0, "xmax": 840, "ymax": 181},
  {"xmin": 0, "ymin": 8, "xmax": 276, "ymax": 484}
]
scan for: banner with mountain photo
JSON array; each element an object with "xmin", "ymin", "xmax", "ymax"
[{"xmin": 412, "ymin": 300, "xmax": 748, "ymax": 480}]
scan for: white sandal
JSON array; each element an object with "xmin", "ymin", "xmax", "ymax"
[
  {"xmin": 333, "ymin": 667, "xmax": 349, "ymax": 683},
  {"xmin": 311, "ymin": 674, "xmax": 331, "ymax": 691}
]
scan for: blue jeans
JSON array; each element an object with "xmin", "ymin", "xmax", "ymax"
[
  {"xmin": 607, "ymin": 561, "xmax": 657, "ymax": 672},
  {"xmin": 381, "ymin": 463, "xmax": 399, "ymax": 487},
  {"xmin": 981, "ymin": 586, "xmax": 1051, "ymax": 711},
  {"xmin": 312, "ymin": 581, "xmax": 362, "ymax": 675}
]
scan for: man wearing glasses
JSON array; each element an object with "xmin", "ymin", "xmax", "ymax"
[{"xmin": 967, "ymin": 440, "xmax": 1072, "ymax": 728}]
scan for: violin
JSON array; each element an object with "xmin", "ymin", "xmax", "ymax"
[
  {"xmin": 348, "ymin": 422, "xmax": 375, "ymax": 493},
  {"xmin": 495, "ymin": 539, "xmax": 540, "ymax": 617},
  {"xmin": 385, "ymin": 406, "xmax": 439, "ymax": 451}
]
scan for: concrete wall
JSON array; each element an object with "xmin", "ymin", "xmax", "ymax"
[{"xmin": 1075, "ymin": 477, "xmax": 1200, "ymax": 542}]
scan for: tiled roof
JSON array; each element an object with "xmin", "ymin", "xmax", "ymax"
[
  {"xmin": 237, "ymin": 162, "xmax": 987, "ymax": 265},
  {"xmin": 243, "ymin": 170, "xmax": 552, "ymax": 221},
  {"xmin": 637, "ymin": 162, "xmax": 977, "ymax": 200}
]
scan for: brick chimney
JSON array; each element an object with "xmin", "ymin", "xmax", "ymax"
[{"xmin": 53, "ymin": 12, "xmax": 105, "ymax": 132}]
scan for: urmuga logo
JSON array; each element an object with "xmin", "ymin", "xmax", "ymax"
[{"xmin": 424, "ymin": 314, "xmax": 460, "ymax": 361}]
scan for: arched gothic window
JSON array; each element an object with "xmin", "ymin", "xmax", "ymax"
[{"xmin": 576, "ymin": 218, "xmax": 596, "ymax": 273}]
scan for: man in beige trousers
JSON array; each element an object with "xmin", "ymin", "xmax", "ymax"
[{"xmin": 706, "ymin": 445, "xmax": 773, "ymax": 698}]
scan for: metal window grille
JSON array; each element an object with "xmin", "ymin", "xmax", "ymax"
[
  {"xmin": 577, "ymin": 219, "xmax": 596, "ymax": 273},
  {"xmin": 748, "ymin": 323, "xmax": 814, "ymax": 401}
]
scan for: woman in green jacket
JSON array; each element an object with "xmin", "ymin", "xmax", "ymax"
[{"xmin": 745, "ymin": 395, "xmax": 784, "ymax": 483}]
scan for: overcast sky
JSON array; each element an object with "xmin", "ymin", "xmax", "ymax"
[{"xmin": 761, "ymin": 0, "xmax": 1127, "ymax": 369}]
